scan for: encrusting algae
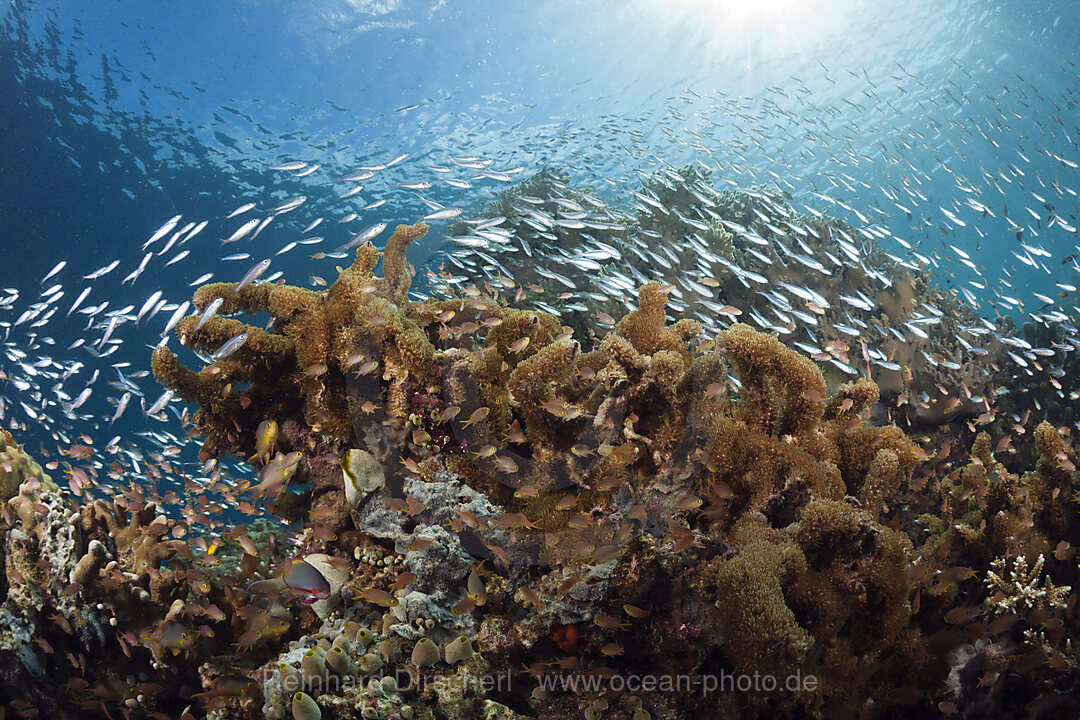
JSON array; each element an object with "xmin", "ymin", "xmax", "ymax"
[{"xmin": 2, "ymin": 188, "xmax": 1080, "ymax": 720}]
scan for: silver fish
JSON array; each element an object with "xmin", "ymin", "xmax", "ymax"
[
  {"xmin": 110, "ymin": 391, "xmax": 131, "ymax": 425},
  {"xmin": 145, "ymin": 389, "xmax": 175, "ymax": 416},
  {"xmin": 342, "ymin": 222, "xmax": 387, "ymax": 250},
  {"xmin": 271, "ymin": 196, "xmax": 306, "ymax": 215},
  {"xmin": 164, "ymin": 249, "xmax": 190, "ymax": 266},
  {"xmin": 141, "ymin": 215, "xmax": 182, "ymax": 250},
  {"xmin": 41, "ymin": 260, "xmax": 67, "ymax": 284},
  {"xmin": 338, "ymin": 170, "xmax": 374, "ymax": 182},
  {"xmin": 423, "ymin": 207, "xmax": 463, "ymax": 221},
  {"xmin": 67, "ymin": 287, "xmax": 92, "ymax": 317},
  {"xmin": 161, "ymin": 301, "xmax": 190, "ymax": 337},
  {"xmin": 97, "ymin": 315, "xmax": 121, "ymax": 349},
  {"xmin": 68, "ymin": 386, "xmax": 92, "ymax": 411},
  {"xmin": 233, "ymin": 259, "xmax": 271, "ymax": 294},
  {"xmin": 84, "ymin": 260, "xmax": 120, "ymax": 280},
  {"xmin": 122, "ymin": 252, "xmax": 153, "ymax": 285},
  {"xmin": 223, "ymin": 218, "xmax": 260, "ymax": 244},
  {"xmin": 195, "ymin": 297, "xmax": 224, "ymax": 331},
  {"xmin": 210, "ymin": 332, "xmax": 248, "ymax": 361},
  {"xmin": 226, "ymin": 202, "xmax": 256, "ymax": 219}
]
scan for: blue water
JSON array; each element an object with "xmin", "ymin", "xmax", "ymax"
[{"xmin": 1, "ymin": 0, "xmax": 1078, "ymax": 477}]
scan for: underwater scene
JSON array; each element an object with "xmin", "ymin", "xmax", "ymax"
[{"xmin": 2, "ymin": 0, "xmax": 1080, "ymax": 718}]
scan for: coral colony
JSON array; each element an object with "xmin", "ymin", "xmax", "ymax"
[{"xmin": 3, "ymin": 173, "xmax": 1080, "ymax": 720}]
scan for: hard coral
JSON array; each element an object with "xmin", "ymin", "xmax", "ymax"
[
  {"xmin": 80, "ymin": 499, "xmax": 190, "ymax": 579},
  {"xmin": 984, "ymin": 554, "xmax": 1070, "ymax": 615},
  {"xmin": 1027, "ymin": 420, "xmax": 1080, "ymax": 542},
  {"xmin": 152, "ymin": 221, "xmax": 434, "ymax": 458},
  {"xmin": 507, "ymin": 338, "xmax": 580, "ymax": 448},
  {"xmin": 612, "ymin": 280, "xmax": 701, "ymax": 368},
  {"xmin": 719, "ymin": 322, "xmax": 824, "ymax": 436},
  {"xmin": 714, "ymin": 537, "xmax": 812, "ymax": 674},
  {"xmin": 151, "ymin": 220, "xmax": 937, "ymax": 716}
]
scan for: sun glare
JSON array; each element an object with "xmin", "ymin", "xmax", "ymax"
[
  {"xmin": 655, "ymin": 0, "xmax": 826, "ymax": 35},
  {"xmin": 714, "ymin": 0, "xmax": 810, "ymax": 26}
]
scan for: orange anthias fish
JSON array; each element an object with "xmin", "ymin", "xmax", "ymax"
[
  {"xmin": 247, "ymin": 558, "xmax": 331, "ymax": 606},
  {"xmin": 251, "ymin": 419, "xmax": 278, "ymax": 465},
  {"xmin": 244, "ymin": 451, "xmax": 302, "ymax": 498}
]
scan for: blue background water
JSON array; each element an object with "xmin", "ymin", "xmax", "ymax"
[
  {"xmin": 1, "ymin": 0, "xmax": 1077, "ymax": 475},
  {"xmin": 3, "ymin": 0, "xmax": 1075, "ymax": 287}
]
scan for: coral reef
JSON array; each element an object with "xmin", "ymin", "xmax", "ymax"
[
  {"xmin": 140, "ymin": 225, "xmax": 937, "ymax": 717},
  {"xmin": 3, "ymin": 171, "xmax": 1079, "ymax": 720},
  {"xmin": 984, "ymin": 554, "xmax": 1070, "ymax": 615},
  {"xmin": 436, "ymin": 165, "xmax": 1080, "ymax": 458},
  {"xmin": 1, "ymin": 429, "xmax": 54, "ymax": 502},
  {"xmin": 150, "ymin": 221, "xmax": 434, "ymax": 457}
]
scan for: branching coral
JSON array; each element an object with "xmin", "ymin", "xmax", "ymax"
[
  {"xmin": 611, "ymin": 280, "xmax": 701, "ymax": 367},
  {"xmin": 137, "ymin": 192, "xmax": 1034, "ymax": 718},
  {"xmin": 152, "ymin": 221, "xmax": 434, "ymax": 458},
  {"xmin": 158, "ymin": 242, "xmax": 932, "ymax": 711},
  {"xmin": 507, "ymin": 338, "xmax": 580, "ymax": 449},
  {"xmin": 984, "ymin": 554, "xmax": 1070, "ymax": 615},
  {"xmin": 719, "ymin": 322, "xmax": 824, "ymax": 437},
  {"xmin": 923, "ymin": 430, "xmax": 1040, "ymax": 566},
  {"xmin": 713, "ymin": 536, "xmax": 812, "ymax": 673},
  {"xmin": 8, "ymin": 166, "xmax": 1080, "ymax": 718},
  {"xmin": 1026, "ymin": 421, "xmax": 1080, "ymax": 542},
  {"xmin": 2, "ymin": 451, "xmax": 243, "ymax": 714}
]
